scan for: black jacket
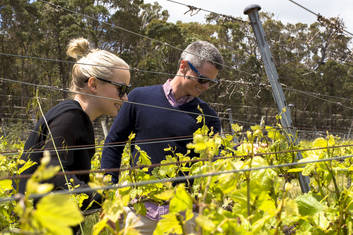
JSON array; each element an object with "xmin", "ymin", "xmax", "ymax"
[{"xmin": 15, "ymin": 100, "xmax": 95, "ymax": 194}]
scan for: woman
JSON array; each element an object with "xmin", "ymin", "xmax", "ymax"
[{"xmin": 15, "ymin": 38, "xmax": 131, "ymax": 207}]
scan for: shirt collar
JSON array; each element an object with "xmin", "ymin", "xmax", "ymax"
[{"xmin": 163, "ymin": 79, "xmax": 194, "ymax": 107}]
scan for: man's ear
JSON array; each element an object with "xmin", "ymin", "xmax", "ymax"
[
  {"xmin": 87, "ymin": 77, "xmax": 98, "ymax": 92},
  {"xmin": 179, "ymin": 60, "xmax": 188, "ymax": 74}
]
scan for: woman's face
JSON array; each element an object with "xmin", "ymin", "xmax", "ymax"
[{"xmin": 97, "ymin": 67, "xmax": 131, "ymax": 117}]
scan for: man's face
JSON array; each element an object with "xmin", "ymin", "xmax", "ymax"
[{"xmin": 183, "ymin": 62, "xmax": 219, "ymax": 97}]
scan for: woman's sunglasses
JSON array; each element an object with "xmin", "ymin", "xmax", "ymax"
[
  {"xmin": 94, "ymin": 77, "xmax": 131, "ymax": 98},
  {"xmin": 187, "ymin": 61, "xmax": 219, "ymax": 85}
]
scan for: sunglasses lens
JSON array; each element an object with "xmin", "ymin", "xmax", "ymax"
[
  {"xmin": 197, "ymin": 76, "xmax": 219, "ymax": 85},
  {"xmin": 198, "ymin": 79, "xmax": 209, "ymax": 84},
  {"xmin": 187, "ymin": 61, "xmax": 218, "ymax": 85}
]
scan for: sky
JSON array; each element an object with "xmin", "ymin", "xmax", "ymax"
[{"xmin": 144, "ymin": 0, "xmax": 353, "ymax": 36}]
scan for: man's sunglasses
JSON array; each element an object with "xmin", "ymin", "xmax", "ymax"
[
  {"xmin": 94, "ymin": 77, "xmax": 131, "ymax": 98},
  {"xmin": 187, "ymin": 61, "xmax": 218, "ymax": 85}
]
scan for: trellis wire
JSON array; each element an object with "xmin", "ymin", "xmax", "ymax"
[
  {"xmin": 0, "ymin": 77, "xmax": 260, "ymax": 124},
  {"xmin": 1, "ymin": 153, "xmax": 353, "ymax": 203},
  {"xmin": 38, "ymin": 0, "xmax": 253, "ymax": 76},
  {"xmin": 2, "ymin": 143, "xmax": 353, "ymax": 181},
  {"xmin": 284, "ymin": 87, "xmax": 353, "ymax": 111},
  {"xmin": 2, "ymin": 1, "xmax": 352, "ymax": 193},
  {"xmin": 288, "ymin": 0, "xmax": 353, "ymax": 37},
  {"xmin": 1, "ymin": 75, "xmax": 352, "ymax": 135},
  {"xmin": 0, "ymin": 0, "xmax": 352, "ymax": 214},
  {"xmin": 166, "ymin": 0, "xmax": 353, "ymax": 38},
  {"xmin": 0, "ymin": 136, "xmax": 194, "ymax": 157},
  {"xmin": 165, "ymin": 0, "xmax": 245, "ymax": 22},
  {"xmin": 1, "ymin": 51, "xmax": 352, "ymax": 112}
]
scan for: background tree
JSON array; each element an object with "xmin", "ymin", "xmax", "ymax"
[{"xmin": 0, "ymin": 0, "xmax": 352, "ymax": 139}]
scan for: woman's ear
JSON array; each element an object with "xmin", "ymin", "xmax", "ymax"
[{"xmin": 87, "ymin": 77, "xmax": 98, "ymax": 93}]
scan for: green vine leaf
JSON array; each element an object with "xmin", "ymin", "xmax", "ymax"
[
  {"xmin": 33, "ymin": 194, "xmax": 83, "ymax": 235},
  {"xmin": 154, "ymin": 213, "xmax": 182, "ymax": 235},
  {"xmin": 296, "ymin": 193, "xmax": 324, "ymax": 216},
  {"xmin": 169, "ymin": 184, "xmax": 193, "ymax": 213}
]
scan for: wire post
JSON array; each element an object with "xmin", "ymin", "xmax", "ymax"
[
  {"xmin": 226, "ymin": 108, "xmax": 238, "ymax": 143},
  {"xmin": 226, "ymin": 108, "xmax": 233, "ymax": 133},
  {"xmin": 244, "ymin": 4, "xmax": 310, "ymax": 193},
  {"xmin": 100, "ymin": 118, "xmax": 108, "ymax": 138},
  {"xmin": 0, "ymin": 118, "xmax": 5, "ymax": 137},
  {"xmin": 347, "ymin": 120, "xmax": 353, "ymax": 140}
]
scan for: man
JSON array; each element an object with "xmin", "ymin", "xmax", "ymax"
[{"xmin": 101, "ymin": 40, "xmax": 223, "ymax": 233}]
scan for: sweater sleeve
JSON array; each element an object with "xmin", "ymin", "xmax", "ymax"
[
  {"xmin": 43, "ymin": 110, "xmax": 89, "ymax": 189},
  {"xmin": 101, "ymin": 92, "xmax": 136, "ymax": 183}
]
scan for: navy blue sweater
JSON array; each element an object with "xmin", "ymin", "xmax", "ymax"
[{"xmin": 101, "ymin": 85, "xmax": 221, "ymax": 183}]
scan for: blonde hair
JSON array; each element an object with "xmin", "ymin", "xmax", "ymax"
[{"xmin": 66, "ymin": 37, "xmax": 129, "ymax": 92}]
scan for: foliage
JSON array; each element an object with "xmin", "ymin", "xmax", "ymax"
[
  {"xmin": 0, "ymin": 118, "xmax": 353, "ymax": 233},
  {"xmin": 13, "ymin": 152, "xmax": 83, "ymax": 234},
  {"xmin": 89, "ymin": 119, "xmax": 353, "ymax": 234},
  {"xmin": 88, "ymin": 118, "xmax": 353, "ymax": 234},
  {"xmin": 0, "ymin": 136, "xmax": 27, "ymax": 231},
  {"xmin": 1, "ymin": 0, "xmax": 353, "ymax": 233},
  {"xmin": 1, "ymin": 1, "xmax": 352, "ymax": 136}
]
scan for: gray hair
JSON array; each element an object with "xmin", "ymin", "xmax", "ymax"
[
  {"xmin": 180, "ymin": 41, "xmax": 224, "ymax": 71},
  {"xmin": 66, "ymin": 37, "xmax": 129, "ymax": 92}
]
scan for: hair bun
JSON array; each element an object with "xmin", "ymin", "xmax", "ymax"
[{"xmin": 66, "ymin": 38, "xmax": 91, "ymax": 60}]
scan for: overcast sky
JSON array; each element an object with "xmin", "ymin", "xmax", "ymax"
[{"xmin": 144, "ymin": 0, "xmax": 353, "ymax": 36}]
